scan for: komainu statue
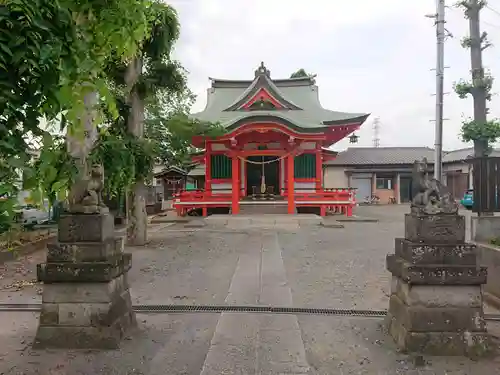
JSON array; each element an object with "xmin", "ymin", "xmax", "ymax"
[
  {"xmin": 66, "ymin": 163, "xmax": 107, "ymax": 214},
  {"xmin": 411, "ymin": 158, "xmax": 459, "ymax": 215}
]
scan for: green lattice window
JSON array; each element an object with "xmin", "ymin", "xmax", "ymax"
[
  {"xmin": 294, "ymin": 154, "xmax": 316, "ymax": 179},
  {"xmin": 211, "ymin": 154, "xmax": 232, "ymax": 179}
]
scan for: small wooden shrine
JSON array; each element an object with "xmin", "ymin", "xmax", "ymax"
[{"xmin": 174, "ymin": 63, "xmax": 369, "ymax": 216}]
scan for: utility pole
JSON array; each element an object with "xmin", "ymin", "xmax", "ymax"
[
  {"xmin": 467, "ymin": 0, "xmax": 489, "ymax": 157},
  {"xmin": 372, "ymin": 117, "xmax": 381, "ymax": 148},
  {"xmin": 434, "ymin": 0, "xmax": 446, "ymax": 182}
]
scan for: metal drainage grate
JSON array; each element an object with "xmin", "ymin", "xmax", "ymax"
[
  {"xmin": 1, "ymin": 303, "xmax": 500, "ymax": 321},
  {"xmin": 0, "ymin": 303, "xmax": 40, "ymax": 312},
  {"xmin": 133, "ymin": 305, "xmax": 388, "ymax": 317}
]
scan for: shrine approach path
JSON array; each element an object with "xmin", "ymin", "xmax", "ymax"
[{"xmin": 0, "ymin": 205, "xmax": 499, "ymax": 374}]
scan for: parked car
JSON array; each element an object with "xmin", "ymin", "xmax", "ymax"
[
  {"xmin": 17, "ymin": 204, "xmax": 50, "ymax": 226},
  {"xmin": 460, "ymin": 189, "xmax": 473, "ymax": 210}
]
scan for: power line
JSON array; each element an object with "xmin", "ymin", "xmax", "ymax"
[
  {"xmin": 484, "ymin": 4, "xmax": 500, "ymax": 28},
  {"xmin": 485, "ymin": 4, "xmax": 500, "ymax": 17},
  {"xmin": 483, "ymin": 20, "xmax": 500, "ymax": 29},
  {"xmin": 448, "ymin": 4, "xmax": 500, "ymax": 30}
]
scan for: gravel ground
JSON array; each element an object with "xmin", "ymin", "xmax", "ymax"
[
  {"xmin": 0, "ymin": 311, "xmax": 218, "ymax": 375},
  {"xmin": 279, "ymin": 222, "xmax": 397, "ymax": 310},
  {"xmin": 0, "ymin": 207, "xmax": 499, "ymax": 374},
  {"xmin": 299, "ymin": 315, "xmax": 500, "ymax": 375}
]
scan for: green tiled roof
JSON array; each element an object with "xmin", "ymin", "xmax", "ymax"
[
  {"xmin": 191, "ymin": 63, "xmax": 369, "ymax": 133},
  {"xmin": 223, "ymin": 72, "xmax": 302, "ymax": 111}
]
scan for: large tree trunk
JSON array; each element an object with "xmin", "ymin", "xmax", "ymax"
[
  {"xmin": 125, "ymin": 58, "xmax": 147, "ymax": 245},
  {"xmin": 66, "ymin": 90, "xmax": 99, "ymax": 200}
]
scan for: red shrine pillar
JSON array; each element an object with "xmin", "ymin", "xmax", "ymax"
[
  {"xmin": 231, "ymin": 154, "xmax": 240, "ymax": 214},
  {"xmin": 287, "ymin": 154, "xmax": 295, "ymax": 214},
  {"xmin": 316, "ymin": 143, "xmax": 322, "ymax": 192},
  {"xmin": 205, "ymin": 142, "xmax": 211, "ymax": 193}
]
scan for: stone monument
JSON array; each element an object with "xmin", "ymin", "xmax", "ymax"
[
  {"xmin": 34, "ymin": 104, "xmax": 136, "ymax": 349},
  {"xmin": 386, "ymin": 158, "xmax": 493, "ymax": 357}
]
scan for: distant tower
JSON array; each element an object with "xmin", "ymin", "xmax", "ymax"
[{"xmin": 372, "ymin": 117, "xmax": 381, "ymax": 148}]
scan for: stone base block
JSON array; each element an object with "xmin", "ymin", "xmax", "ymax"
[
  {"xmin": 387, "ymin": 314, "xmax": 494, "ymax": 357},
  {"xmin": 395, "ymin": 238, "xmax": 477, "ymax": 265},
  {"xmin": 41, "ymin": 274, "xmax": 130, "ymax": 304},
  {"xmin": 47, "ymin": 237, "xmax": 124, "ymax": 262},
  {"xmin": 387, "ymin": 254, "xmax": 487, "ymax": 285},
  {"xmin": 34, "ymin": 315, "xmax": 135, "ymax": 349},
  {"xmin": 388, "ymin": 294, "xmax": 485, "ymax": 332},
  {"xmin": 405, "ymin": 214, "xmax": 465, "ymax": 244},
  {"xmin": 390, "ymin": 276, "xmax": 483, "ymax": 308},
  {"xmin": 37, "ymin": 253, "xmax": 131, "ymax": 283},
  {"xmin": 386, "ymin": 276, "xmax": 493, "ymax": 357},
  {"xmin": 58, "ymin": 213, "xmax": 115, "ymax": 243},
  {"xmin": 471, "ymin": 215, "xmax": 500, "ymax": 243},
  {"xmin": 34, "ymin": 275, "xmax": 136, "ymax": 349}
]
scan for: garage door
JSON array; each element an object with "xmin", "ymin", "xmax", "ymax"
[
  {"xmin": 446, "ymin": 173, "xmax": 468, "ymax": 199},
  {"xmin": 351, "ymin": 178, "xmax": 372, "ymax": 202}
]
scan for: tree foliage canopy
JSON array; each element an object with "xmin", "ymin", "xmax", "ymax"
[
  {"xmin": 454, "ymin": 1, "xmax": 500, "ymax": 154},
  {"xmin": 0, "ymin": 0, "xmax": 206, "ymax": 230},
  {"xmin": 0, "ymin": 0, "xmax": 222, "ymax": 233},
  {"xmin": 145, "ymin": 89, "xmax": 224, "ymax": 167},
  {"xmin": 100, "ymin": 2, "xmax": 222, "ymax": 192}
]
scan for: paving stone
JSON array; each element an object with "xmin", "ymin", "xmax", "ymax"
[
  {"xmin": 225, "ymin": 253, "xmax": 260, "ymax": 305},
  {"xmin": 335, "ymin": 215, "xmax": 378, "ymax": 222},
  {"xmin": 258, "ymin": 328, "xmax": 310, "ymax": 364},
  {"xmin": 260, "ymin": 235, "xmax": 293, "ymax": 306},
  {"xmin": 320, "ymin": 220, "xmax": 345, "ymax": 228},
  {"xmin": 200, "ymin": 314, "xmax": 258, "ymax": 375},
  {"xmin": 258, "ymin": 314, "xmax": 301, "ymax": 332},
  {"xmin": 184, "ymin": 219, "xmax": 206, "ymax": 228},
  {"xmin": 210, "ymin": 313, "xmax": 259, "ymax": 347}
]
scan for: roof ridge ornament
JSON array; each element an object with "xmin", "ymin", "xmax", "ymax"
[{"xmin": 255, "ymin": 62, "xmax": 271, "ymax": 78}]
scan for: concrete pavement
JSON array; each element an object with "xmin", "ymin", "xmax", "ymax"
[{"xmin": 0, "ymin": 206, "xmax": 499, "ymax": 374}]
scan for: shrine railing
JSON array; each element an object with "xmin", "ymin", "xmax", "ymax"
[{"xmin": 172, "ymin": 187, "xmax": 356, "ymax": 216}]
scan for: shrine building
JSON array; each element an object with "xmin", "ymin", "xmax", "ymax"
[{"xmin": 173, "ymin": 63, "xmax": 369, "ymax": 216}]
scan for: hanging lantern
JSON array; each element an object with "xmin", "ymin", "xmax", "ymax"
[{"xmin": 349, "ymin": 133, "xmax": 359, "ymax": 144}]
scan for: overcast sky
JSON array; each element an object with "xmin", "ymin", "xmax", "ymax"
[{"xmin": 168, "ymin": 0, "xmax": 500, "ymax": 151}]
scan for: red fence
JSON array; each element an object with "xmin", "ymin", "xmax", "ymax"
[
  {"xmin": 472, "ymin": 157, "xmax": 500, "ymax": 213},
  {"xmin": 172, "ymin": 188, "xmax": 356, "ymax": 217}
]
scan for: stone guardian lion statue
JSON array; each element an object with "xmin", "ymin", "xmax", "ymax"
[
  {"xmin": 66, "ymin": 163, "xmax": 108, "ymax": 214},
  {"xmin": 410, "ymin": 158, "xmax": 459, "ymax": 215}
]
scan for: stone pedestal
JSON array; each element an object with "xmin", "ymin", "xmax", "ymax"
[
  {"xmin": 386, "ymin": 213, "xmax": 493, "ymax": 357},
  {"xmin": 34, "ymin": 213, "xmax": 136, "ymax": 349}
]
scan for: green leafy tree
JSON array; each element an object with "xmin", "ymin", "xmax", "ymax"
[
  {"xmin": 454, "ymin": 0, "xmax": 500, "ymax": 156},
  {"xmin": 0, "ymin": 0, "xmax": 153, "ymax": 227},
  {"xmin": 145, "ymin": 89, "xmax": 224, "ymax": 168},
  {"xmin": 27, "ymin": 136, "xmax": 76, "ymax": 208},
  {"xmin": 101, "ymin": 2, "xmax": 199, "ymax": 244}
]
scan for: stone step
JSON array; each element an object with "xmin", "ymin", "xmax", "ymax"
[{"xmin": 238, "ymin": 204, "xmax": 291, "ymax": 215}]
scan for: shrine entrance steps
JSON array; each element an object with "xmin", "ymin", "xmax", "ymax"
[
  {"xmin": 204, "ymin": 214, "xmax": 322, "ymax": 230},
  {"xmin": 237, "ymin": 201, "xmax": 291, "ymax": 215}
]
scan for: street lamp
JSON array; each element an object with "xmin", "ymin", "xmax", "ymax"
[{"xmin": 349, "ymin": 133, "xmax": 359, "ymax": 144}]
